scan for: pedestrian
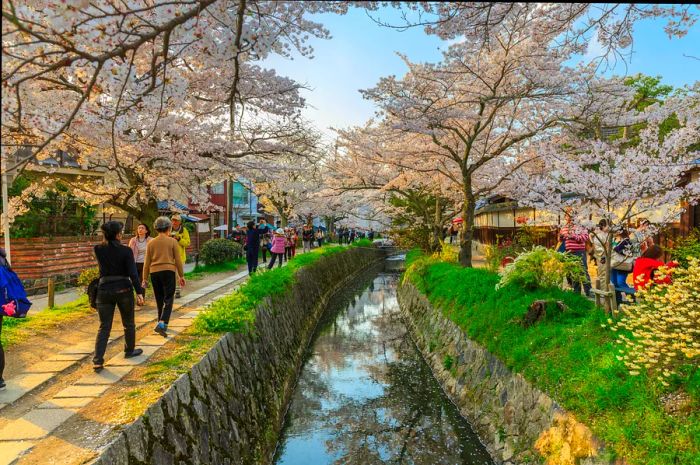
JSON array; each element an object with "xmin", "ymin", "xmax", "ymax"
[
  {"xmin": 316, "ymin": 228, "xmax": 325, "ymax": 247},
  {"xmin": 349, "ymin": 229, "xmax": 355, "ymax": 244},
  {"xmin": 591, "ymin": 219, "xmax": 610, "ymax": 289},
  {"xmin": 143, "ymin": 216, "xmax": 186, "ymax": 337},
  {"xmin": 610, "ymin": 229, "xmax": 636, "ymax": 304},
  {"xmin": 170, "ymin": 214, "xmax": 190, "ymax": 298},
  {"xmin": 259, "ymin": 219, "xmax": 271, "ymax": 264},
  {"xmin": 128, "ymin": 223, "xmax": 153, "ymax": 288},
  {"xmin": 558, "ymin": 215, "xmax": 591, "ymax": 296},
  {"xmin": 268, "ymin": 228, "xmax": 287, "ymax": 269},
  {"xmin": 92, "ymin": 221, "xmax": 145, "ymax": 371},
  {"xmin": 450, "ymin": 224, "xmax": 458, "ymax": 244},
  {"xmin": 244, "ymin": 220, "xmax": 261, "ymax": 273},
  {"xmin": 291, "ymin": 227, "xmax": 298, "ymax": 257},
  {"xmin": 302, "ymin": 224, "xmax": 314, "ymax": 252},
  {"xmin": 632, "ymin": 245, "xmax": 677, "ymax": 290},
  {"xmin": 285, "ymin": 228, "xmax": 293, "ymax": 260},
  {"xmin": 368, "ymin": 229, "xmax": 375, "ymax": 241}
]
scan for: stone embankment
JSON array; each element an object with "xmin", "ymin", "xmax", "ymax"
[
  {"xmin": 398, "ymin": 281, "xmax": 614, "ymax": 465},
  {"xmin": 94, "ymin": 247, "xmax": 384, "ymax": 465}
]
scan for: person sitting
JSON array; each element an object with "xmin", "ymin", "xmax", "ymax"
[{"xmin": 632, "ymin": 245, "xmax": 677, "ymax": 290}]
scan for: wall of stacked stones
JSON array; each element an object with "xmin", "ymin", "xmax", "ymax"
[
  {"xmin": 397, "ymin": 281, "xmax": 613, "ymax": 465},
  {"xmin": 94, "ymin": 247, "xmax": 385, "ymax": 465}
]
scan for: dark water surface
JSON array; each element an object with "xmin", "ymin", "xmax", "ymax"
[{"xmin": 273, "ymin": 267, "xmax": 494, "ymax": 465}]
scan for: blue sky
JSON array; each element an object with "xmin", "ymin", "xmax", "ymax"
[{"xmin": 264, "ymin": 7, "xmax": 700, "ymax": 140}]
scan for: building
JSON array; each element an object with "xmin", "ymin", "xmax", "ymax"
[{"xmin": 187, "ymin": 179, "xmax": 261, "ymax": 237}]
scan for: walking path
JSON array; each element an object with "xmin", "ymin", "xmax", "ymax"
[{"xmin": 0, "ymin": 266, "xmax": 247, "ymax": 465}]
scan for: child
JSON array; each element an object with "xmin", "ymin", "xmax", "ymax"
[{"xmin": 268, "ymin": 229, "xmax": 287, "ymax": 269}]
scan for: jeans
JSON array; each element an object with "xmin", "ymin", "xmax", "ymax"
[
  {"xmin": 611, "ymin": 269, "xmax": 635, "ymax": 304},
  {"xmin": 94, "ymin": 290, "xmax": 136, "ymax": 365},
  {"xmin": 0, "ymin": 315, "xmax": 4, "ymax": 380},
  {"xmin": 151, "ymin": 270, "xmax": 176, "ymax": 324},
  {"xmin": 285, "ymin": 246, "xmax": 292, "ymax": 260},
  {"xmin": 568, "ymin": 250, "xmax": 591, "ymax": 295},
  {"xmin": 262, "ymin": 247, "xmax": 268, "ymax": 263},
  {"xmin": 246, "ymin": 250, "xmax": 259, "ymax": 274},
  {"xmin": 268, "ymin": 252, "xmax": 284, "ymax": 269}
]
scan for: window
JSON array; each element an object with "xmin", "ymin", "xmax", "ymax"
[
  {"xmin": 232, "ymin": 182, "xmax": 249, "ymax": 205},
  {"xmin": 211, "ymin": 182, "xmax": 225, "ymax": 194}
]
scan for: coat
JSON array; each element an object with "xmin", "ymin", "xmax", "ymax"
[
  {"xmin": 171, "ymin": 226, "xmax": 190, "ymax": 263},
  {"xmin": 632, "ymin": 257, "xmax": 676, "ymax": 290},
  {"xmin": 270, "ymin": 236, "xmax": 286, "ymax": 254}
]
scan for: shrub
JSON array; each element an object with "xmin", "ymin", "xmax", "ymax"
[
  {"xmin": 670, "ymin": 229, "xmax": 700, "ymax": 268},
  {"xmin": 610, "ymin": 258, "xmax": 700, "ymax": 382},
  {"xmin": 77, "ymin": 266, "xmax": 99, "ymax": 289},
  {"xmin": 497, "ymin": 246, "xmax": 586, "ymax": 290},
  {"xmin": 199, "ymin": 239, "xmax": 243, "ymax": 265},
  {"xmin": 431, "ymin": 240, "xmax": 458, "ymax": 263}
]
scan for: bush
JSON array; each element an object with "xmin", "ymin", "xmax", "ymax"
[
  {"xmin": 497, "ymin": 246, "xmax": 586, "ymax": 290},
  {"xmin": 199, "ymin": 239, "xmax": 243, "ymax": 265},
  {"xmin": 77, "ymin": 266, "xmax": 99, "ymax": 289},
  {"xmin": 610, "ymin": 258, "xmax": 700, "ymax": 382},
  {"xmin": 670, "ymin": 229, "xmax": 700, "ymax": 268}
]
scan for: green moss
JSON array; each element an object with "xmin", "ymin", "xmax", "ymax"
[
  {"xmin": 443, "ymin": 354, "xmax": 454, "ymax": 371},
  {"xmin": 404, "ymin": 254, "xmax": 699, "ymax": 465}
]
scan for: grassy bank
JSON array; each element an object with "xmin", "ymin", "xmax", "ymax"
[
  {"xmin": 1, "ymin": 295, "xmax": 93, "ymax": 347},
  {"xmin": 184, "ymin": 257, "xmax": 246, "ymax": 280},
  {"xmin": 194, "ymin": 243, "xmax": 359, "ymax": 333},
  {"xmin": 404, "ymin": 254, "xmax": 699, "ymax": 465}
]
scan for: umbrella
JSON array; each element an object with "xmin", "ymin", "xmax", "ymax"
[
  {"xmin": 452, "ymin": 217, "xmax": 464, "ymax": 224},
  {"xmin": 213, "ymin": 224, "xmax": 228, "ymax": 231}
]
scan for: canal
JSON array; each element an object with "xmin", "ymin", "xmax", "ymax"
[{"xmin": 273, "ymin": 262, "xmax": 494, "ymax": 465}]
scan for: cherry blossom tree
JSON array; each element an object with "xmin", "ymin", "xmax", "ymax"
[
  {"xmin": 362, "ymin": 9, "xmax": 578, "ymax": 266},
  {"xmin": 512, "ymin": 82, "xmax": 700, "ymax": 297},
  {"xmin": 2, "ymin": 1, "xmax": 349, "ymax": 223},
  {"xmin": 380, "ymin": 3, "xmax": 698, "ymax": 65}
]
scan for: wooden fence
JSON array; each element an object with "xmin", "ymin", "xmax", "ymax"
[{"xmin": 7, "ymin": 231, "xmax": 215, "ymax": 294}]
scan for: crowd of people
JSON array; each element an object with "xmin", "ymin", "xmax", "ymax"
[
  {"xmin": 561, "ymin": 216, "xmax": 676, "ymax": 304},
  {"xmin": 0, "ymin": 214, "xmax": 382, "ymax": 381}
]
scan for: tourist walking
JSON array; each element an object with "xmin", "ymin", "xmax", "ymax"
[
  {"xmin": 559, "ymin": 216, "xmax": 591, "ymax": 296},
  {"xmin": 128, "ymin": 223, "xmax": 153, "ymax": 288},
  {"xmin": 348, "ymin": 229, "xmax": 355, "ymax": 244},
  {"xmin": 244, "ymin": 221, "xmax": 261, "ymax": 274},
  {"xmin": 290, "ymin": 227, "xmax": 298, "ymax": 257},
  {"xmin": 268, "ymin": 228, "xmax": 287, "ymax": 269},
  {"xmin": 302, "ymin": 224, "xmax": 314, "ymax": 252},
  {"xmin": 285, "ymin": 228, "xmax": 293, "ymax": 260},
  {"xmin": 143, "ymin": 216, "xmax": 185, "ymax": 337},
  {"xmin": 170, "ymin": 215, "xmax": 190, "ymax": 298},
  {"xmin": 316, "ymin": 228, "xmax": 325, "ymax": 247},
  {"xmin": 92, "ymin": 221, "xmax": 145, "ymax": 371}
]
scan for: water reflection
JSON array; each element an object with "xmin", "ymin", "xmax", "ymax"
[{"xmin": 274, "ymin": 272, "xmax": 493, "ymax": 465}]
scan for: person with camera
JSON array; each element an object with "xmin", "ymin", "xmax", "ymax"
[{"xmin": 92, "ymin": 221, "xmax": 145, "ymax": 372}]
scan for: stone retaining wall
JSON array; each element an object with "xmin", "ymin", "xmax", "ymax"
[
  {"xmin": 398, "ymin": 281, "xmax": 613, "ymax": 465},
  {"xmin": 94, "ymin": 247, "xmax": 385, "ymax": 465}
]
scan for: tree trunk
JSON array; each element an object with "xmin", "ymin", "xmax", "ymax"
[
  {"xmin": 459, "ymin": 188, "xmax": 476, "ymax": 267},
  {"xmin": 431, "ymin": 196, "xmax": 442, "ymax": 252},
  {"xmin": 280, "ymin": 214, "xmax": 288, "ymax": 227}
]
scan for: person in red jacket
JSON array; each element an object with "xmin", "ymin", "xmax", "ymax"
[
  {"xmin": 559, "ymin": 215, "xmax": 591, "ymax": 296},
  {"xmin": 632, "ymin": 245, "xmax": 677, "ymax": 290}
]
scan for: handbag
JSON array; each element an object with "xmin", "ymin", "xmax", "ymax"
[
  {"xmin": 611, "ymin": 252, "xmax": 634, "ymax": 271},
  {"xmin": 87, "ymin": 276, "xmax": 130, "ymax": 309}
]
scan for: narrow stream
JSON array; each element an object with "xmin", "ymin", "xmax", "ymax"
[{"xmin": 273, "ymin": 263, "xmax": 494, "ymax": 465}]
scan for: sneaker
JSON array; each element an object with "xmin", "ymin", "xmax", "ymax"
[
  {"xmin": 154, "ymin": 322, "xmax": 168, "ymax": 337},
  {"xmin": 124, "ymin": 348, "xmax": 144, "ymax": 358},
  {"xmin": 0, "ymin": 378, "xmax": 6, "ymax": 390},
  {"xmin": 175, "ymin": 289, "xmax": 181, "ymax": 298},
  {"xmin": 93, "ymin": 363, "xmax": 104, "ymax": 372}
]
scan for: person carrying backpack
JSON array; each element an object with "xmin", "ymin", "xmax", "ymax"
[{"xmin": 0, "ymin": 248, "xmax": 32, "ymax": 389}]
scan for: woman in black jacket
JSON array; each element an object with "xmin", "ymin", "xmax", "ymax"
[{"xmin": 93, "ymin": 221, "xmax": 145, "ymax": 371}]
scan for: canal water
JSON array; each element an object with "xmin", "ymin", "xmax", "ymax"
[{"xmin": 273, "ymin": 263, "xmax": 494, "ymax": 465}]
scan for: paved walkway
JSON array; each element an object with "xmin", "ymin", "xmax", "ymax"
[{"xmin": 0, "ymin": 268, "xmax": 248, "ymax": 465}]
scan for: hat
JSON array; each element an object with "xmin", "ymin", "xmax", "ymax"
[
  {"xmin": 275, "ymin": 228, "xmax": 284, "ymax": 234},
  {"xmin": 171, "ymin": 214, "xmax": 182, "ymax": 222}
]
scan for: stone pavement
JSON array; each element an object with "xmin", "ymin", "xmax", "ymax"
[{"xmin": 0, "ymin": 268, "xmax": 248, "ymax": 465}]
